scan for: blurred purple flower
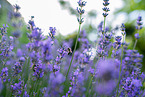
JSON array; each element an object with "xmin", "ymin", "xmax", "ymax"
[
  {"xmin": 1, "ymin": 67, "xmax": 8, "ymax": 82},
  {"xmin": 95, "ymin": 59, "xmax": 119, "ymax": 95},
  {"xmin": 134, "ymin": 33, "xmax": 140, "ymax": 39}
]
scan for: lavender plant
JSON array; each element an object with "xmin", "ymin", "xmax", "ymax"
[{"xmin": 0, "ymin": 0, "xmax": 145, "ymax": 97}]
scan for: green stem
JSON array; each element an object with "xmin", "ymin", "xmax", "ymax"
[
  {"xmin": 103, "ymin": 17, "xmax": 106, "ymax": 40},
  {"xmin": 86, "ymin": 61, "xmax": 99, "ymax": 97},
  {"xmin": 133, "ymin": 29, "xmax": 139, "ymax": 50},
  {"xmin": 133, "ymin": 39, "xmax": 137, "ymax": 50},
  {"xmin": 86, "ymin": 75, "xmax": 94, "ymax": 97},
  {"xmin": 65, "ymin": 15, "xmax": 82, "ymax": 81},
  {"xmin": 118, "ymin": 88, "xmax": 123, "ymax": 97},
  {"xmin": 116, "ymin": 36, "xmax": 124, "ymax": 97}
]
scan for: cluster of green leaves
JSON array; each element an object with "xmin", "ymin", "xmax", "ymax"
[{"xmin": 115, "ymin": 0, "xmax": 145, "ymax": 14}]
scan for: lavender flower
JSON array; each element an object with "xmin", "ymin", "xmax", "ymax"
[
  {"xmin": 11, "ymin": 80, "xmax": 24, "ymax": 96},
  {"xmin": 42, "ymin": 38, "xmax": 53, "ymax": 63},
  {"xmin": 77, "ymin": 0, "xmax": 86, "ymax": 24},
  {"xmin": 12, "ymin": 4, "xmax": 21, "ymax": 18},
  {"xmin": 136, "ymin": 16, "xmax": 143, "ymax": 30},
  {"xmin": 133, "ymin": 16, "xmax": 143, "ymax": 49},
  {"xmin": 13, "ymin": 62, "xmax": 23, "ymax": 76},
  {"xmin": 12, "ymin": 30, "xmax": 21, "ymax": 38},
  {"xmin": 103, "ymin": 0, "xmax": 110, "ymax": 6},
  {"xmin": 102, "ymin": 0, "xmax": 110, "ymax": 17},
  {"xmin": 121, "ymin": 23, "xmax": 125, "ymax": 31},
  {"xmin": 113, "ymin": 36, "xmax": 122, "ymax": 50},
  {"xmin": 121, "ymin": 23, "xmax": 126, "ymax": 36},
  {"xmin": 1, "ymin": 67, "xmax": 8, "ymax": 82},
  {"xmin": 49, "ymin": 27, "xmax": 56, "ymax": 40},
  {"xmin": 28, "ymin": 16, "xmax": 35, "ymax": 30},
  {"xmin": 33, "ymin": 64, "xmax": 44, "ymax": 79},
  {"xmin": 0, "ymin": 24, "xmax": 8, "ymax": 36},
  {"xmin": 121, "ymin": 77, "xmax": 142, "ymax": 97},
  {"xmin": 13, "ymin": 12, "xmax": 21, "ymax": 18},
  {"xmin": 77, "ymin": 18, "xmax": 84, "ymax": 24},
  {"xmin": 97, "ymin": 34, "xmax": 112, "ymax": 57}
]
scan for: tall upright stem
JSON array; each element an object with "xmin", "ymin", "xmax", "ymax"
[
  {"xmin": 103, "ymin": 17, "xmax": 106, "ymax": 40},
  {"xmin": 116, "ymin": 36, "xmax": 124, "ymax": 96},
  {"xmin": 133, "ymin": 29, "xmax": 139, "ymax": 50},
  {"xmin": 133, "ymin": 39, "xmax": 137, "ymax": 50},
  {"xmin": 86, "ymin": 75, "xmax": 93, "ymax": 97},
  {"xmin": 65, "ymin": 15, "xmax": 82, "ymax": 81}
]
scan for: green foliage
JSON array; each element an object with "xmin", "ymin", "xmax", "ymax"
[
  {"xmin": 115, "ymin": 0, "xmax": 145, "ymax": 14},
  {"xmin": 0, "ymin": 0, "xmax": 29, "ymax": 44}
]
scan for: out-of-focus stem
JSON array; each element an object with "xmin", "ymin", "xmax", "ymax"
[
  {"xmin": 133, "ymin": 39, "xmax": 137, "ymax": 50},
  {"xmin": 116, "ymin": 36, "xmax": 124, "ymax": 96},
  {"xmin": 133, "ymin": 29, "xmax": 139, "ymax": 50},
  {"xmin": 103, "ymin": 17, "xmax": 106, "ymax": 40},
  {"xmin": 86, "ymin": 75, "xmax": 94, "ymax": 97}
]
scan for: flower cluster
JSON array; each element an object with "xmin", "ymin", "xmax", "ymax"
[
  {"xmin": 77, "ymin": 0, "xmax": 86, "ymax": 24},
  {"xmin": 102, "ymin": 0, "xmax": 110, "ymax": 17},
  {"xmin": 49, "ymin": 27, "xmax": 56, "ymax": 40},
  {"xmin": 0, "ymin": 67, "xmax": 8, "ymax": 82},
  {"xmin": 121, "ymin": 23, "xmax": 126, "ymax": 36},
  {"xmin": 136, "ymin": 16, "xmax": 143, "ymax": 30},
  {"xmin": 134, "ymin": 16, "xmax": 143, "ymax": 40},
  {"xmin": 121, "ymin": 71, "xmax": 144, "ymax": 97},
  {"xmin": 11, "ymin": 79, "xmax": 24, "ymax": 96}
]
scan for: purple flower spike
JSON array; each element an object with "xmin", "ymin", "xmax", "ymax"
[
  {"xmin": 121, "ymin": 23, "xmax": 125, "ymax": 31},
  {"xmin": 136, "ymin": 16, "xmax": 143, "ymax": 30},
  {"xmin": 11, "ymin": 80, "xmax": 24, "ymax": 96},
  {"xmin": 77, "ymin": 0, "xmax": 86, "ymax": 24},
  {"xmin": 102, "ymin": 0, "xmax": 110, "ymax": 17},
  {"xmin": 49, "ymin": 27, "xmax": 56, "ymax": 39}
]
